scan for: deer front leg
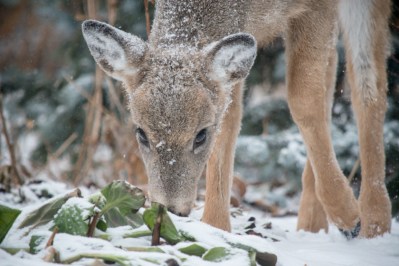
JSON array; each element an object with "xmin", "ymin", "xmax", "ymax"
[
  {"xmin": 202, "ymin": 83, "xmax": 243, "ymax": 232},
  {"xmin": 297, "ymin": 45, "xmax": 337, "ymax": 234}
]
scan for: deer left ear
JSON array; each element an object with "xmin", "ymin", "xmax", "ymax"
[{"xmin": 204, "ymin": 33, "xmax": 257, "ymax": 87}]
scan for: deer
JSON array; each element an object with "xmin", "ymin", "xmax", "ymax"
[{"xmin": 82, "ymin": 0, "xmax": 392, "ymax": 238}]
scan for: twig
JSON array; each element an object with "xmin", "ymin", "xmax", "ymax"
[
  {"xmin": 0, "ymin": 94, "xmax": 23, "ymax": 185},
  {"xmin": 107, "ymin": 0, "xmax": 119, "ymax": 25},
  {"xmin": 151, "ymin": 205, "xmax": 163, "ymax": 246},
  {"xmin": 63, "ymin": 74, "xmax": 116, "ymax": 120},
  {"xmin": 144, "ymin": 0, "xmax": 153, "ymax": 39},
  {"xmin": 348, "ymin": 158, "xmax": 360, "ymax": 184},
  {"xmin": 87, "ymin": 212, "xmax": 100, "ymax": 237},
  {"xmin": 46, "ymin": 227, "xmax": 59, "ymax": 248},
  {"xmin": 52, "ymin": 132, "xmax": 78, "ymax": 159},
  {"xmin": 105, "ymin": 77, "xmax": 125, "ymax": 115},
  {"xmin": 42, "ymin": 246, "xmax": 58, "ymax": 263},
  {"xmin": 73, "ymin": 0, "xmax": 103, "ymax": 186}
]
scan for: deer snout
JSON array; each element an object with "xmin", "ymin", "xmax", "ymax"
[{"xmin": 166, "ymin": 205, "xmax": 191, "ymax": 217}]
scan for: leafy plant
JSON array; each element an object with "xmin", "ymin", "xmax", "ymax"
[
  {"xmin": 178, "ymin": 243, "xmax": 207, "ymax": 257},
  {"xmin": 100, "ymin": 180, "xmax": 146, "ymax": 228},
  {"xmin": 202, "ymin": 246, "xmax": 230, "ymax": 262},
  {"xmin": 17, "ymin": 188, "xmax": 81, "ymax": 231},
  {"xmin": 0, "ymin": 205, "xmax": 21, "ymax": 243},
  {"xmin": 143, "ymin": 202, "xmax": 183, "ymax": 245},
  {"xmin": 29, "ymin": 235, "xmax": 46, "ymax": 254},
  {"xmin": 54, "ymin": 197, "xmax": 94, "ymax": 235}
]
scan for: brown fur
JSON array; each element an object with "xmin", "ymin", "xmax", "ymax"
[{"xmin": 82, "ymin": 0, "xmax": 392, "ymax": 238}]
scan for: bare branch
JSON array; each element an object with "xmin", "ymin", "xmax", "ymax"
[
  {"xmin": 46, "ymin": 226, "xmax": 59, "ymax": 248},
  {"xmin": 0, "ymin": 93, "xmax": 24, "ymax": 185}
]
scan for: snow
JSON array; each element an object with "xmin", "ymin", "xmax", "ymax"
[{"xmin": 1, "ymin": 193, "xmax": 399, "ymax": 266}]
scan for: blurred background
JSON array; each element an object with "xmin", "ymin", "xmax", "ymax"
[{"xmin": 0, "ymin": 0, "xmax": 398, "ymax": 218}]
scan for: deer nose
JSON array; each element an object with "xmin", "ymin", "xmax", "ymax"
[{"xmin": 167, "ymin": 206, "xmax": 190, "ymax": 217}]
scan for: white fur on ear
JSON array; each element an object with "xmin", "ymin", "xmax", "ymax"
[
  {"xmin": 205, "ymin": 33, "xmax": 257, "ymax": 86},
  {"xmin": 82, "ymin": 20, "xmax": 147, "ymax": 81}
]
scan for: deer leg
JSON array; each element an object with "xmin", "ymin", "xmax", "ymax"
[
  {"xmin": 202, "ymin": 83, "xmax": 243, "ymax": 232},
  {"xmin": 297, "ymin": 47, "xmax": 337, "ymax": 233},
  {"xmin": 342, "ymin": 2, "xmax": 392, "ymax": 238},
  {"xmin": 286, "ymin": 5, "xmax": 360, "ymax": 231},
  {"xmin": 297, "ymin": 160, "xmax": 329, "ymax": 232}
]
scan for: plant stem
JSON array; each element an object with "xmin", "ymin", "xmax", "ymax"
[
  {"xmin": 151, "ymin": 205, "xmax": 163, "ymax": 246},
  {"xmin": 0, "ymin": 93, "xmax": 23, "ymax": 185},
  {"xmin": 87, "ymin": 212, "xmax": 100, "ymax": 237},
  {"xmin": 46, "ymin": 226, "xmax": 58, "ymax": 247}
]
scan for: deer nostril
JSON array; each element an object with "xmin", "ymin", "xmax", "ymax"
[{"xmin": 167, "ymin": 206, "xmax": 189, "ymax": 217}]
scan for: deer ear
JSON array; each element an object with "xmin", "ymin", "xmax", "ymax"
[
  {"xmin": 82, "ymin": 20, "xmax": 147, "ymax": 81},
  {"xmin": 205, "ymin": 33, "xmax": 257, "ymax": 86}
]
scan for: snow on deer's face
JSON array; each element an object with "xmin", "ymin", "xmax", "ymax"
[
  {"xmin": 127, "ymin": 48, "xmax": 219, "ymax": 216},
  {"xmin": 82, "ymin": 20, "xmax": 256, "ymax": 216}
]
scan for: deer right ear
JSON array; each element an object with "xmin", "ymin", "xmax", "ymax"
[{"xmin": 82, "ymin": 20, "xmax": 147, "ymax": 81}]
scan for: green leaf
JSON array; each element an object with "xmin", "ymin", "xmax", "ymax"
[
  {"xmin": 96, "ymin": 219, "xmax": 107, "ymax": 232},
  {"xmin": 143, "ymin": 202, "xmax": 183, "ymax": 245},
  {"xmin": 53, "ymin": 197, "xmax": 93, "ymax": 236},
  {"xmin": 229, "ymin": 242, "xmax": 277, "ymax": 266},
  {"xmin": 248, "ymin": 249, "xmax": 257, "ymax": 266},
  {"xmin": 101, "ymin": 180, "xmax": 145, "ymax": 215},
  {"xmin": 178, "ymin": 243, "xmax": 207, "ymax": 257},
  {"xmin": 0, "ymin": 205, "xmax": 21, "ymax": 243},
  {"xmin": 17, "ymin": 188, "xmax": 81, "ymax": 231},
  {"xmin": 100, "ymin": 180, "xmax": 145, "ymax": 228},
  {"xmin": 103, "ymin": 207, "xmax": 143, "ymax": 228},
  {"xmin": 29, "ymin": 235, "xmax": 46, "ymax": 254},
  {"xmin": 202, "ymin": 247, "xmax": 230, "ymax": 262}
]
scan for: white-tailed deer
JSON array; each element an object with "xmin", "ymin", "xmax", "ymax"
[{"xmin": 82, "ymin": 0, "xmax": 392, "ymax": 238}]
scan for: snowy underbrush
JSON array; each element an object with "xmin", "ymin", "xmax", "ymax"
[
  {"xmin": 0, "ymin": 180, "xmax": 278, "ymax": 266},
  {"xmin": 1, "ymin": 179, "xmax": 399, "ymax": 266}
]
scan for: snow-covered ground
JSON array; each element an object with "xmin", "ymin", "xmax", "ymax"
[{"xmin": 1, "ymin": 181, "xmax": 398, "ymax": 266}]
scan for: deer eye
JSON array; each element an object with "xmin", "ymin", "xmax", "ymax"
[
  {"xmin": 194, "ymin": 129, "xmax": 207, "ymax": 150},
  {"xmin": 136, "ymin": 128, "xmax": 149, "ymax": 148}
]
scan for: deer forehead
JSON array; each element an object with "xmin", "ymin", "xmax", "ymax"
[{"xmin": 129, "ymin": 83, "xmax": 216, "ymax": 144}]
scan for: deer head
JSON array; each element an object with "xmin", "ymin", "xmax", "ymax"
[{"xmin": 82, "ymin": 20, "xmax": 256, "ymax": 216}]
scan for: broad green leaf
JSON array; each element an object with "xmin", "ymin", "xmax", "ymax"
[
  {"xmin": 178, "ymin": 243, "xmax": 207, "ymax": 257},
  {"xmin": 202, "ymin": 247, "xmax": 230, "ymax": 262},
  {"xmin": 29, "ymin": 235, "xmax": 46, "ymax": 254},
  {"xmin": 17, "ymin": 188, "xmax": 81, "ymax": 230},
  {"xmin": 0, "ymin": 205, "xmax": 21, "ymax": 243},
  {"xmin": 54, "ymin": 197, "xmax": 93, "ymax": 236},
  {"xmin": 143, "ymin": 202, "xmax": 183, "ymax": 245},
  {"xmin": 103, "ymin": 207, "xmax": 143, "ymax": 228},
  {"xmin": 100, "ymin": 180, "xmax": 145, "ymax": 215},
  {"xmin": 179, "ymin": 230, "xmax": 196, "ymax": 242}
]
